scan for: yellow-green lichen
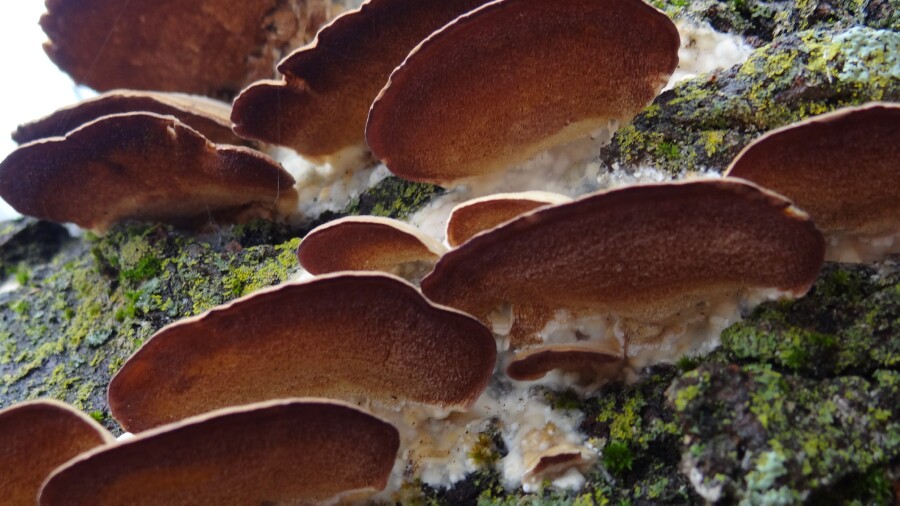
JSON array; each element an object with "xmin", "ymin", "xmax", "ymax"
[{"xmin": 601, "ymin": 27, "xmax": 900, "ymax": 177}]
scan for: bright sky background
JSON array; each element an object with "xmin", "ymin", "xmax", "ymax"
[{"xmin": 0, "ymin": 1, "xmax": 97, "ymax": 221}]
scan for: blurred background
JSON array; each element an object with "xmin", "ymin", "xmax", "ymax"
[{"xmin": 0, "ymin": 1, "xmax": 96, "ymax": 220}]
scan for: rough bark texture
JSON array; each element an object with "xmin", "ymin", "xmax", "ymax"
[{"xmin": 0, "ymin": 2, "xmax": 898, "ymax": 504}]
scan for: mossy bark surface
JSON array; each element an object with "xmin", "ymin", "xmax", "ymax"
[{"xmin": 0, "ymin": 12, "xmax": 898, "ymax": 506}]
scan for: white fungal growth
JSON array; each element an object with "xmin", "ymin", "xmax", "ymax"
[
  {"xmin": 667, "ymin": 21, "xmax": 754, "ymax": 88},
  {"xmin": 368, "ymin": 377, "xmax": 597, "ymax": 500}
]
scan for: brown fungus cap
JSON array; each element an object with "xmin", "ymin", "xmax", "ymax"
[
  {"xmin": 366, "ymin": 0, "xmax": 680, "ymax": 185},
  {"xmin": 298, "ymin": 216, "xmax": 446, "ymax": 276},
  {"xmin": 506, "ymin": 344, "xmax": 623, "ymax": 382},
  {"xmin": 39, "ymin": 399, "xmax": 399, "ymax": 505},
  {"xmin": 421, "ymin": 180, "xmax": 825, "ymax": 347},
  {"xmin": 13, "ymin": 90, "xmax": 245, "ymax": 146},
  {"xmin": 40, "ymin": 0, "xmax": 334, "ymax": 97},
  {"xmin": 232, "ymin": 0, "xmax": 494, "ymax": 158},
  {"xmin": 108, "ymin": 272, "xmax": 496, "ymax": 432},
  {"xmin": 447, "ymin": 191, "xmax": 572, "ymax": 247},
  {"xmin": 0, "ymin": 400, "xmax": 113, "ymax": 506},
  {"xmin": 725, "ymin": 103, "xmax": 900, "ymax": 242},
  {"xmin": 0, "ymin": 112, "xmax": 297, "ymax": 232}
]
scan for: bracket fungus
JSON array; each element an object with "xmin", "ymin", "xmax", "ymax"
[
  {"xmin": 725, "ymin": 103, "xmax": 900, "ymax": 263},
  {"xmin": 421, "ymin": 179, "xmax": 825, "ymax": 372},
  {"xmin": 232, "ymin": 0, "xmax": 493, "ymax": 159},
  {"xmin": 40, "ymin": 0, "xmax": 338, "ymax": 97},
  {"xmin": 39, "ymin": 399, "xmax": 400, "ymax": 505},
  {"xmin": 297, "ymin": 216, "xmax": 446, "ymax": 278},
  {"xmin": 366, "ymin": 0, "xmax": 680, "ymax": 185},
  {"xmin": 13, "ymin": 90, "xmax": 245, "ymax": 146},
  {"xmin": 108, "ymin": 272, "xmax": 496, "ymax": 432},
  {"xmin": 447, "ymin": 191, "xmax": 573, "ymax": 247},
  {"xmin": 0, "ymin": 400, "xmax": 113, "ymax": 506},
  {"xmin": 0, "ymin": 112, "xmax": 297, "ymax": 232}
]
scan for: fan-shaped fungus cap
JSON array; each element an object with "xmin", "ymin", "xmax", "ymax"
[
  {"xmin": 298, "ymin": 216, "xmax": 446, "ymax": 278},
  {"xmin": 232, "ymin": 0, "xmax": 493, "ymax": 158},
  {"xmin": 506, "ymin": 344, "xmax": 623, "ymax": 382},
  {"xmin": 40, "ymin": 0, "xmax": 333, "ymax": 97},
  {"xmin": 447, "ymin": 192, "xmax": 572, "ymax": 247},
  {"xmin": 0, "ymin": 113, "xmax": 297, "ymax": 232},
  {"xmin": 13, "ymin": 90, "xmax": 244, "ymax": 146},
  {"xmin": 725, "ymin": 103, "xmax": 900, "ymax": 262},
  {"xmin": 108, "ymin": 272, "xmax": 496, "ymax": 432},
  {"xmin": 366, "ymin": 0, "xmax": 680, "ymax": 185},
  {"xmin": 421, "ymin": 180, "xmax": 825, "ymax": 346},
  {"xmin": 0, "ymin": 400, "xmax": 113, "ymax": 506},
  {"xmin": 39, "ymin": 399, "xmax": 400, "ymax": 505}
]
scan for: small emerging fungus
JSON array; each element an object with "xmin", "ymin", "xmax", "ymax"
[
  {"xmin": 366, "ymin": 0, "xmax": 680, "ymax": 185},
  {"xmin": 297, "ymin": 216, "xmax": 446, "ymax": 279},
  {"xmin": 13, "ymin": 90, "xmax": 245, "ymax": 146},
  {"xmin": 725, "ymin": 103, "xmax": 900, "ymax": 263},
  {"xmin": 108, "ymin": 272, "xmax": 496, "ymax": 432},
  {"xmin": 40, "ymin": 0, "xmax": 336, "ymax": 97},
  {"xmin": 421, "ymin": 180, "xmax": 825, "ymax": 372},
  {"xmin": 0, "ymin": 400, "xmax": 113, "ymax": 506},
  {"xmin": 0, "ymin": 113, "xmax": 297, "ymax": 232},
  {"xmin": 524, "ymin": 447, "xmax": 596, "ymax": 491},
  {"xmin": 506, "ymin": 344, "xmax": 623, "ymax": 382},
  {"xmin": 447, "ymin": 191, "xmax": 572, "ymax": 247},
  {"xmin": 232, "ymin": 0, "xmax": 493, "ymax": 159},
  {"xmin": 39, "ymin": 399, "xmax": 400, "ymax": 505}
]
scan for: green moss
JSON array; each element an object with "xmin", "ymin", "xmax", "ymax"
[
  {"xmin": 119, "ymin": 255, "xmax": 162, "ymax": 282},
  {"xmin": 602, "ymin": 442, "xmax": 634, "ymax": 476},
  {"xmin": 545, "ymin": 388, "xmax": 582, "ymax": 411},
  {"xmin": 468, "ymin": 430, "xmax": 502, "ymax": 468},
  {"xmin": 13, "ymin": 265, "xmax": 30, "ymax": 285},
  {"xmin": 10, "ymin": 300, "xmax": 29, "ymax": 315}
]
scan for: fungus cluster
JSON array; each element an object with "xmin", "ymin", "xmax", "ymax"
[
  {"xmin": 0, "ymin": 0, "xmax": 896, "ymax": 502},
  {"xmin": 232, "ymin": 0, "xmax": 495, "ymax": 159},
  {"xmin": 423, "ymin": 179, "xmax": 825, "ymax": 379}
]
